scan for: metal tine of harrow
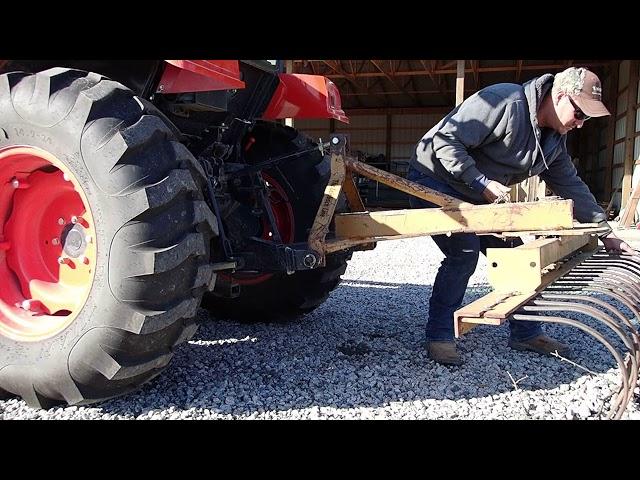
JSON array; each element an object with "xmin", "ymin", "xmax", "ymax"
[
  {"xmin": 512, "ymin": 310, "xmax": 631, "ymax": 419},
  {"xmin": 541, "ymin": 284, "xmax": 640, "ymax": 352},
  {"xmin": 550, "ymin": 282, "xmax": 640, "ymax": 310},
  {"xmin": 561, "ymin": 278, "xmax": 640, "ymax": 308},
  {"xmin": 531, "ymin": 248, "xmax": 640, "ymax": 397},
  {"xmin": 570, "ymin": 265, "xmax": 640, "ymax": 289},
  {"xmin": 545, "ymin": 282, "xmax": 640, "ymax": 336},
  {"xmin": 570, "ymin": 285, "xmax": 640, "ymax": 412},
  {"xmin": 530, "ymin": 297, "xmax": 639, "ymax": 416},
  {"xmin": 554, "ymin": 276, "xmax": 640, "ymax": 305},
  {"xmin": 582, "ymin": 258, "xmax": 640, "ymax": 277},
  {"xmin": 572, "ymin": 261, "xmax": 640, "ymax": 281},
  {"xmin": 592, "ymin": 251, "xmax": 640, "ymax": 264},
  {"xmin": 587, "ymin": 254, "xmax": 640, "ymax": 279},
  {"xmin": 582, "ymin": 255, "xmax": 640, "ymax": 281},
  {"xmin": 565, "ymin": 266, "xmax": 640, "ymax": 295},
  {"xmin": 540, "ymin": 290, "xmax": 640, "ymax": 376},
  {"xmin": 587, "ymin": 250, "xmax": 640, "ymax": 264},
  {"xmin": 592, "ymin": 249, "xmax": 640, "ymax": 257},
  {"xmin": 539, "ymin": 293, "xmax": 639, "ymax": 343},
  {"xmin": 580, "ymin": 285, "xmax": 640, "ymax": 321},
  {"xmin": 528, "ymin": 300, "xmax": 636, "ymax": 365},
  {"xmin": 573, "ymin": 276, "xmax": 640, "ymax": 305}
]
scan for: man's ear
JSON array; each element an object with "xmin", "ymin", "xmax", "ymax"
[{"xmin": 554, "ymin": 92, "xmax": 564, "ymax": 107}]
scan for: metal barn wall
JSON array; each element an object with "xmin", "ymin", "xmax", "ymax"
[
  {"xmin": 611, "ymin": 60, "xmax": 640, "ymax": 221},
  {"xmin": 632, "ymin": 63, "xmax": 640, "ymax": 220},
  {"xmin": 294, "ymin": 113, "xmax": 442, "ymax": 206},
  {"xmin": 292, "ymin": 118, "xmax": 331, "ymax": 145},
  {"xmin": 594, "ymin": 120, "xmax": 608, "ymax": 197},
  {"xmin": 336, "ymin": 115, "xmax": 387, "ymax": 167},
  {"xmin": 390, "ymin": 114, "xmax": 442, "ymax": 176},
  {"xmin": 611, "ymin": 60, "xmax": 630, "ymax": 211},
  {"xmin": 294, "ymin": 116, "xmax": 392, "ymax": 163},
  {"xmin": 295, "ymin": 114, "xmax": 442, "ymax": 177}
]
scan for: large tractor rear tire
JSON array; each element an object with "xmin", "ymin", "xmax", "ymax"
[
  {"xmin": 202, "ymin": 123, "xmax": 350, "ymax": 322},
  {"xmin": 0, "ymin": 68, "xmax": 217, "ymax": 408}
]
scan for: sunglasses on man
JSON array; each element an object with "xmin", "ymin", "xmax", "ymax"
[{"xmin": 568, "ymin": 97, "xmax": 591, "ymax": 121}]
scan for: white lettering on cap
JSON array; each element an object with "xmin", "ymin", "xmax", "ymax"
[{"xmin": 592, "ymin": 84, "xmax": 602, "ymax": 99}]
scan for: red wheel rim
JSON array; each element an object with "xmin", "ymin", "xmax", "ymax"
[
  {"xmin": 0, "ymin": 146, "xmax": 97, "ymax": 342},
  {"xmin": 223, "ymin": 173, "xmax": 295, "ymax": 286}
]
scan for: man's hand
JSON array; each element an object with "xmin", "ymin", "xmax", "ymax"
[
  {"xmin": 482, "ymin": 180, "xmax": 512, "ymax": 203},
  {"xmin": 601, "ymin": 233, "xmax": 638, "ymax": 255}
]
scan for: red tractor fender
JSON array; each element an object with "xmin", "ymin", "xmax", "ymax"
[
  {"xmin": 157, "ymin": 60, "xmax": 245, "ymax": 93},
  {"xmin": 262, "ymin": 73, "xmax": 349, "ymax": 123},
  {"xmin": 157, "ymin": 61, "xmax": 348, "ymax": 123}
]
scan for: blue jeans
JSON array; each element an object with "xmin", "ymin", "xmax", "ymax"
[{"xmin": 406, "ymin": 167, "xmax": 543, "ymax": 342}]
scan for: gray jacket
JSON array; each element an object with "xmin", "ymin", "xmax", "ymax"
[{"xmin": 409, "ymin": 74, "xmax": 606, "ymax": 223}]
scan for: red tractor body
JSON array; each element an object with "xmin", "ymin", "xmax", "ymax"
[{"xmin": 0, "ymin": 59, "xmax": 353, "ymax": 408}]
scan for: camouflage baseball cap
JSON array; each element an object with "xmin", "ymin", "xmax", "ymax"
[{"xmin": 555, "ymin": 67, "xmax": 611, "ymax": 117}]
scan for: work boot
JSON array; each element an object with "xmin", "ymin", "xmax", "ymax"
[
  {"xmin": 426, "ymin": 341, "xmax": 463, "ymax": 366},
  {"xmin": 508, "ymin": 334, "xmax": 572, "ymax": 358}
]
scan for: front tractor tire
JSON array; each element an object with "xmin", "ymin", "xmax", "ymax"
[{"xmin": 0, "ymin": 68, "xmax": 217, "ymax": 408}]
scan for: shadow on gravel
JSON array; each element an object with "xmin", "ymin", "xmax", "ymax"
[{"xmin": 95, "ymin": 279, "xmax": 632, "ymax": 417}]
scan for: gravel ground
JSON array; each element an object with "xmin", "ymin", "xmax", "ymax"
[{"xmin": 2, "ymin": 236, "xmax": 640, "ymax": 420}]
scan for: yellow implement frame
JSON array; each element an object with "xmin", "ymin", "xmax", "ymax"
[
  {"xmin": 307, "ymin": 134, "xmax": 606, "ymax": 335},
  {"xmin": 308, "ymin": 135, "xmax": 600, "ymax": 261}
]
